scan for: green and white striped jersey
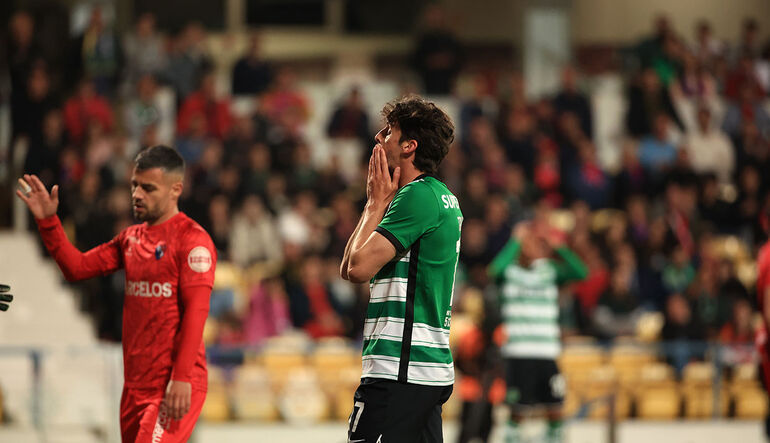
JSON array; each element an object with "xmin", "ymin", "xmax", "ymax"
[
  {"xmin": 363, "ymin": 174, "xmax": 463, "ymax": 386},
  {"xmin": 489, "ymin": 240, "xmax": 587, "ymax": 360}
]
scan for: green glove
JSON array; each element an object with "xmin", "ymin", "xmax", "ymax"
[{"xmin": 0, "ymin": 284, "xmax": 13, "ymax": 311}]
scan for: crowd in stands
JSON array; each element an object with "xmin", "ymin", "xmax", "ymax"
[{"xmin": 3, "ymin": 7, "xmax": 770, "ymax": 374}]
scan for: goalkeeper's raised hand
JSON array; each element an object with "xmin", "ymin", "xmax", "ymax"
[
  {"xmin": 0, "ymin": 284, "xmax": 12, "ymax": 312},
  {"xmin": 16, "ymin": 174, "xmax": 59, "ymax": 220}
]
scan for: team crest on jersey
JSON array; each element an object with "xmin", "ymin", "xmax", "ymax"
[
  {"xmin": 155, "ymin": 243, "xmax": 166, "ymax": 260},
  {"xmin": 187, "ymin": 246, "xmax": 212, "ymax": 273}
]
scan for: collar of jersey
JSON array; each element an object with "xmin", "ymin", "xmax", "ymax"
[{"xmin": 144, "ymin": 211, "xmax": 183, "ymax": 231}]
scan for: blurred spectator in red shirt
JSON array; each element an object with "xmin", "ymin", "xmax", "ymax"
[
  {"xmin": 63, "ymin": 78, "xmax": 114, "ymax": 144},
  {"xmin": 177, "ymin": 71, "xmax": 232, "ymax": 139},
  {"xmin": 261, "ymin": 66, "xmax": 310, "ymax": 129},
  {"xmin": 725, "ymin": 54, "xmax": 765, "ymax": 101}
]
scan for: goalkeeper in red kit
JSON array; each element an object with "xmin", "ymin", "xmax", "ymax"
[{"xmin": 17, "ymin": 145, "xmax": 216, "ymax": 443}]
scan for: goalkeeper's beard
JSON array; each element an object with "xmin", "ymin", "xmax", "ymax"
[{"xmin": 133, "ymin": 204, "xmax": 160, "ymax": 223}]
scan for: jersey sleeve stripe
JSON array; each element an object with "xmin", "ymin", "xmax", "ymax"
[{"xmin": 374, "ymin": 226, "xmax": 406, "ymax": 254}]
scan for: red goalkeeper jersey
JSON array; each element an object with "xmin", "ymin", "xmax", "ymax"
[
  {"xmin": 759, "ymin": 241, "xmax": 770, "ymax": 321},
  {"xmin": 37, "ymin": 212, "xmax": 216, "ymax": 391}
]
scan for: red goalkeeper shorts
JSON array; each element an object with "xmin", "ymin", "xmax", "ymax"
[{"xmin": 120, "ymin": 386, "xmax": 206, "ymax": 443}]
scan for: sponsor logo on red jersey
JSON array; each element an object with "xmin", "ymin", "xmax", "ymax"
[
  {"xmin": 187, "ymin": 246, "xmax": 212, "ymax": 273},
  {"xmin": 126, "ymin": 280, "xmax": 173, "ymax": 298}
]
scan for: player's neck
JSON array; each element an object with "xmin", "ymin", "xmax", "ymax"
[
  {"xmin": 397, "ymin": 165, "xmax": 427, "ymax": 188},
  {"xmin": 148, "ymin": 207, "xmax": 180, "ymax": 226}
]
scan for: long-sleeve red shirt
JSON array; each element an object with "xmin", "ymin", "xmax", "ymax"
[{"xmin": 37, "ymin": 212, "xmax": 216, "ymax": 390}]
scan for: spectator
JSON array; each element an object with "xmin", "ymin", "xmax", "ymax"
[
  {"xmin": 231, "ymin": 32, "xmax": 273, "ymax": 96},
  {"xmin": 8, "ymin": 11, "xmax": 45, "ymax": 139},
  {"xmin": 670, "ymin": 51, "xmax": 718, "ymax": 104},
  {"xmin": 691, "ymin": 20, "xmax": 724, "ymax": 66},
  {"xmin": 326, "ymin": 86, "xmax": 371, "ymax": 148},
  {"xmin": 63, "ymin": 78, "xmax": 114, "ymax": 144},
  {"xmin": 176, "ymin": 71, "xmax": 233, "ymax": 139},
  {"xmin": 637, "ymin": 113, "xmax": 678, "ymax": 177},
  {"xmin": 625, "ymin": 68, "xmax": 683, "ymax": 137},
  {"xmin": 70, "ymin": 7, "xmax": 122, "ymax": 97},
  {"xmin": 122, "ymin": 13, "xmax": 168, "ymax": 92},
  {"xmin": 552, "ymin": 65, "xmax": 593, "ymax": 138},
  {"xmin": 165, "ymin": 22, "xmax": 212, "ymax": 101},
  {"xmin": 243, "ymin": 277, "xmax": 291, "ymax": 345},
  {"xmin": 635, "ymin": 14, "xmax": 672, "ymax": 69},
  {"xmin": 260, "ymin": 66, "xmax": 310, "ymax": 129},
  {"xmin": 724, "ymin": 54, "xmax": 765, "ymax": 101},
  {"xmin": 652, "ymin": 33, "xmax": 684, "ymax": 87},
  {"xmin": 124, "ymin": 74, "xmax": 175, "ymax": 145},
  {"xmin": 592, "ymin": 268, "xmax": 644, "ymax": 340},
  {"xmin": 499, "ymin": 109, "xmax": 537, "ymax": 176},
  {"xmin": 722, "ymin": 83, "xmax": 770, "ymax": 140},
  {"xmin": 662, "ymin": 243, "xmax": 696, "ymax": 295},
  {"xmin": 731, "ymin": 18, "xmax": 762, "ymax": 62},
  {"xmin": 291, "ymin": 256, "xmax": 344, "ymax": 338},
  {"xmin": 565, "ymin": 140, "xmax": 612, "ymax": 210},
  {"xmin": 683, "ymin": 107, "xmax": 734, "ymax": 183},
  {"xmin": 718, "ymin": 298, "xmax": 755, "ymax": 365},
  {"xmin": 206, "ymin": 194, "xmax": 232, "ymax": 255},
  {"xmin": 411, "ymin": 4, "xmax": 462, "ymax": 95},
  {"xmin": 697, "ymin": 174, "xmax": 733, "ymax": 231},
  {"xmin": 24, "ymin": 109, "xmax": 66, "ymax": 185},
  {"xmin": 662, "ymin": 293, "xmax": 705, "ymax": 373},
  {"xmin": 734, "ymin": 121, "xmax": 770, "ymax": 175},
  {"xmin": 13, "ymin": 63, "xmax": 59, "ymax": 141},
  {"xmin": 229, "ymin": 194, "xmax": 283, "ymax": 268}
]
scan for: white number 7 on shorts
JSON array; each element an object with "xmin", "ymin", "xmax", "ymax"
[{"xmin": 349, "ymin": 401, "xmax": 365, "ymax": 433}]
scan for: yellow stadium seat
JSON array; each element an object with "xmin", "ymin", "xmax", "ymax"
[
  {"xmin": 231, "ymin": 366, "xmax": 279, "ymax": 421},
  {"xmin": 559, "ymin": 345, "xmax": 605, "ymax": 375},
  {"xmin": 201, "ymin": 387, "xmax": 231, "ymax": 422},
  {"xmin": 681, "ymin": 362, "xmax": 727, "ymax": 418},
  {"xmin": 280, "ymin": 368, "xmax": 329, "ymax": 423},
  {"xmin": 636, "ymin": 387, "xmax": 680, "ymax": 420},
  {"xmin": 733, "ymin": 386, "xmax": 768, "ymax": 419},
  {"xmin": 682, "ymin": 386, "xmax": 728, "ymax": 419}
]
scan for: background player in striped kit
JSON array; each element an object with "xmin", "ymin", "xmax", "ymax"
[
  {"xmin": 340, "ymin": 96, "xmax": 461, "ymax": 442},
  {"xmin": 489, "ymin": 221, "xmax": 587, "ymax": 443}
]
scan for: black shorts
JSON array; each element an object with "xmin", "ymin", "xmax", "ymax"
[
  {"xmin": 504, "ymin": 358, "xmax": 564, "ymax": 409},
  {"xmin": 347, "ymin": 378, "xmax": 453, "ymax": 443}
]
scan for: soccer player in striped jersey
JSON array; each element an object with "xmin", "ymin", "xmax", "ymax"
[
  {"xmin": 489, "ymin": 221, "xmax": 587, "ymax": 443},
  {"xmin": 341, "ymin": 96, "xmax": 461, "ymax": 442}
]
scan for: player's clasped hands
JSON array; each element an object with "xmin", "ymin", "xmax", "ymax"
[
  {"xmin": 16, "ymin": 174, "xmax": 60, "ymax": 220},
  {"xmin": 366, "ymin": 146, "xmax": 401, "ymax": 208}
]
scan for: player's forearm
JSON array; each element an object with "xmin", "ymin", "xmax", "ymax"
[
  {"xmin": 340, "ymin": 213, "xmax": 366, "ymax": 279},
  {"xmin": 37, "ymin": 215, "xmax": 105, "ymax": 282},
  {"xmin": 347, "ymin": 203, "xmax": 387, "ymax": 276},
  {"xmin": 172, "ymin": 285, "xmax": 211, "ymax": 382},
  {"xmin": 488, "ymin": 239, "xmax": 521, "ymax": 278},
  {"xmin": 553, "ymin": 246, "xmax": 588, "ymax": 283}
]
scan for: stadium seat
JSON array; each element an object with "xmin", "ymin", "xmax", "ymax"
[
  {"xmin": 201, "ymin": 388, "xmax": 231, "ymax": 422},
  {"xmin": 279, "ymin": 368, "xmax": 329, "ymax": 423},
  {"xmin": 559, "ymin": 345, "xmax": 605, "ymax": 375},
  {"xmin": 732, "ymin": 385, "xmax": 768, "ymax": 419},
  {"xmin": 636, "ymin": 388, "xmax": 681, "ymax": 420},
  {"xmin": 681, "ymin": 362, "xmax": 728, "ymax": 418},
  {"xmin": 634, "ymin": 362, "xmax": 680, "ymax": 420},
  {"xmin": 231, "ymin": 366, "xmax": 278, "ymax": 421}
]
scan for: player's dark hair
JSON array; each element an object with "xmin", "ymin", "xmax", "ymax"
[
  {"xmin": 381, "ymin": 95, "xmax": 454, "ymax": 175},
  {"xmin": 135, "ymin": 145, "xmax": 185, "ymax": 175}
]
